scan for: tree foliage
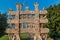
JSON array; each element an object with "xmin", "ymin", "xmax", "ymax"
[
  {"xmin": 44, "ymin": 4, "xmax": 60, "ymax": 40},
  {"xmin": 0, "ymin": 12, "xmax": 7, "ymax": 37}
]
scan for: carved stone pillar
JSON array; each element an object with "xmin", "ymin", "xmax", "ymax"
[
  {"xmin": 45, "ymin": 34, "xmax": 47, "ymax": 40},
  {"xmin": 22, "ymin": 23, "xmax": 23, "ymax": 28},
  {"xmin": 38, "ymin": 35, "xmax": 42, "ymax": 40},
  {"xmin": 34, "ymin": 35, "xmax": 36, "ymax": 40},
  {"xmin": 15, "ymin": 33, "xmax": 20, "ymax": 40}
]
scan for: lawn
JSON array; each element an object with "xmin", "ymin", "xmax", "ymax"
[
  {"xmin": 0, "ymin": 35, "xmax": 9, "ymax": 40},
  {"xmin": 0, "ymin": 33, "xmax": 30, "ymax": 40}
]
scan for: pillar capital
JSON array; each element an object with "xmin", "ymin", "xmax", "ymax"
[
  {"xmin": 19, "ymin": 4, "xmax": 22, "ymax": 11},
  {"xmin": 34, "ymin": 2, "xmax": 39, "ymax": 11},
  {"xmin": 16, "ymin": 3, "xmax": 19, "ymax": 11},
  {"xmin": 25, "ymin": 6, "xmax": 29, "ymax": 11}
]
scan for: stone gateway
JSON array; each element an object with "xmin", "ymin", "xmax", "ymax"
[{"xmin": 6, "ymin": 2, "xmax": 49, "ymax": 40}]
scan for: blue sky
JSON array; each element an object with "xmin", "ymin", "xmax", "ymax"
[{"xmin": 0, "ymin": 0, "xmax": 60, "ymax": 13}]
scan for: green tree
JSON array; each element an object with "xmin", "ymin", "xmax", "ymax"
[
  {"xmin": 44, "ymin": 4, "xmax": 60, "ymax": 40},
  {"xmin": 0, "ymin": 12, "xmax": 7, "ymax": 37}
]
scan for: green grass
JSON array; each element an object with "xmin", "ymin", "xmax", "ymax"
[
  {"xmin": 0, "ymin": 33, "xmax": 30, "ymax": 40},
  {"xmin": 20, "ymin": 33, "xmax": 30, "ymax": 40},
  {"xmin": 1, "ymin": 34, "xmax": 60, "ymax": 40},
  {"xmin": 20, "ymin": 33, "xmax": 30, "ymax": 38},
  {"xmin": 0, "ymin": 35, "xmax": 9, "ymax": 40}
]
